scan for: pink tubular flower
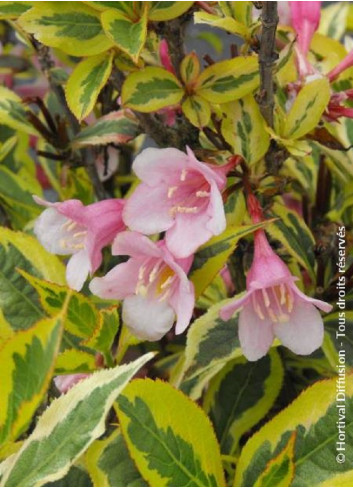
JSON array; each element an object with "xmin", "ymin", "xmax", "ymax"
[
  {"xmin": 123, "ymin": 147, "xmax": 231, "ymax": 258},
  {"xmin": 289, "ymin": 1, "xmax": 321, "ymax": 78},
  {"xmin": 220, "ymin": 229, "xmax": 332, "ymax": 361},
  {"xmin": 33, "ymin": 196, "xmax": 125, "ymax": 291},
  {"xmin": 290, "ymin": 1, "xmax": 321, "ymax": 57},
  {"xmin": 89, "ymin": 231, "xmax": 195, "ymax": 341},
  {"xmin": 327, "ymin": 50, "xmax": 353, "ymax": 83}
]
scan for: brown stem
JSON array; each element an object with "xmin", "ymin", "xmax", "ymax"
[
  {"xmin": 314, "ymin": 156, "xmax": 332, "ymax": 219},
  {"xmin": 258, "ymin": 1, "xmax": 278, "ymax": 128}
]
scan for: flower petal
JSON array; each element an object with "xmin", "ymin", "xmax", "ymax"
[
  {"xmin": 132, "ymin": 147, "xmax": 187, "ymax": 185},
  {"xmin": 273, "ymin": 297, "xmax": 324, "ymax": 355},
  {"xmin": 219, "ymin": 293, "xmax": 251, "ymax": 321},
  {"xmin": 206, "ymin": 180, "xmax": 226, "ymax": 235},
  {"xmin": 123, "ymin": 183, "xmax": 174, "ymax": 234},
  {"xmin": 112, "ymin": 231, "xmax": 161, "ymax": 258},
  {"xmin": 89, "ymin": 259, "xmax": 141, "ymax": 300},
  {"xmin": 238, "ymin": 303, "xmax": 275, "ymax": 361},
  {"xmin": 168, "ymin": 280, "xmax": 195, "ymax": 335},
  {"xmin": 66, "ymin": 250, "xmax": 91, "ymax": 291},
  {"xmin": 291, "ymin": 283, "xmax": 333, "ymax": 313},
  {"xmin": 166, "ymin": 211, "xmax": 213, "ymax": 258},
  {"xmin": 122, "ymin": 294, "xmax": 175, "ymax": 341},
  {"xmin": 34, "ymin": 207, "xmax": 70, "ymax": 255}
]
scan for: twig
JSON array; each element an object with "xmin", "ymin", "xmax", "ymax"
[{"xmin": 258, "ymin": 1, "xmax": 278, "ymax": 128}]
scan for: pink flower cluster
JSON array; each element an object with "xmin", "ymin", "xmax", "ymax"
[
  {"xmin": 34, "ymin": 147, "xmax": 229, "ymax": 341},
  {"xmin": 34, "ymin": 145, "xmax": 333, "ymax": 361},
  {"xmin": 287, "ymin": 1, "xmax": 353, "ymax": 121}
]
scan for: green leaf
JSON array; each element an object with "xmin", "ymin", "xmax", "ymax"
[
  {"xmin": 0, "ymin": 166, "xmax": 42, "ymax": 229},
  {"xmin": 194, "ymin": 11, "xmax": 249, "ymax": 38},
  {"xmin": 254, "ymin": 432, "xmax": 296, "ymax": 487},
  {"xmin": 83, "ymin": 1, "xmax": 136, "ymax": 15},
  {"xmin": 221, "ymin": 95, "xmax": 270, "ymax": 165},
  {"xmin": 0, "ymin": 316, "xmax": 62, "ymax": 445},
  {"xmin": 1, "ymin": 353, "xmax": 154, "ymax": 487},
  {"xmin": 66, "ymin": 52, "xmax": 113, "ymax": 121},
  {"xmin": 116, "ymin": 379, "xmax": 225, "ymax": 487},
  {"xmin": 266, "ymin": 200, "xmax": 316, "ymax": 281},
  {"xmin": 55, "ymin": 348, "xmax": 96, "ymax": 374},
  {"xmin": 122, "ymin": 67, "xmax": 183, "ymax": 112},
  {"xmin": 21, "ymin": 273, "xmax": 100, "ymax": 341},
  {"xmin": 219, "ymin": 1, "xmax": 253, "ymax": 26},
  {"xmin": 182, "ymin": 95, "xmax": 211, "ymax": 128},
  {"xmin": 0, "ymin": 228, "xmax": 65, "ymax": 331},
  {"xmin": 18, "ymin": 2, "xmax": 114, "ymax": 56},
  {"xmin": 85, "ymin": 429, "xmax": 147, "ymax": 487},
  {"xmin": 0, "ymin": 87, "xmax": 37, "ymax": 135},
  {"xmin": 101, "ymin": 7, "xmax": 148, "ymax": 62},
  {"xmin": 84, "ymin": 307, "xmax": 119, "ymax": 366},
  {"xmin": 148, "ymin": 1, "xmax": 194, "ymax": 21},
  {"xmin": 0, "ymin": 1, "xmax": 31, "ymax": 19},
  {"xmin": 235, "ymin": 375, "xmax": 353, "ymax": 486},
  {"xmin": 175, "ymin": 299, "xmax": 242, "ymax": 399},
  {"xmin": 283, "ymin": 78, "xmax": 331, "ymax": 140},
  {"xmin": 195, "ymin": 56, "xmax": 259, "ymax": 103},
  {"xmin": 71, "ymin": 110, "xmax": 139, "ymax": 148},
  {"xmin": 190, "ymin": 221, "xmax": 269, "ymax": 299},
  {"xmin": 204, "ymin": 350, "xmax": 284, "ymax": 455},
  {"xmin": 44, "ymin": 465, "xmax": 92, "ymax": 487},
  {"xmin": 180, "ymin": 52, "xmax": 200, "ymax": 85},
  {"xmin": 318, "ymin": 2, "xmax": 348, "ymax": 40}
]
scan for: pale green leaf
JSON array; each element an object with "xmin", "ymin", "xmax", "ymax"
[{"xmin": 1, "ymin": 353, "xmax": 154, "ymax": 487}]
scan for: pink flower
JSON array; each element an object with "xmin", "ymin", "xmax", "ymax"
[
  {"xmin": 290, "ymin": 1, "xmax": 321, "ymax": 57},
  {"xmin": 220, "ymin": 229, "xmax": 332, "ymax": 361},
  {"xmin": 54, "ymin": 373, "xmax": 90, "ymax": 393},
  {"xmin": 89, "ymin": 231, "xmax": 195, "ymax": 341},
  {"xmin": 289, "ymin": 1, "xmax": 321, "ymax": 78},
  {"xmin": 327, "ymin": 50, "xmax": 353, "ymax": 83},
  {"xmin": 33, "ymin": 196, "xmax": 125, "ymax": 291},
  {"xmin": 123, "ymin": 147, "xmax": 230, "ymax": 258}
]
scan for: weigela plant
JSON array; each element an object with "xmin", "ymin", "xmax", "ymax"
[{"xmin": 0, "ymin": 2, "xmax": 352, "ymax": 488}]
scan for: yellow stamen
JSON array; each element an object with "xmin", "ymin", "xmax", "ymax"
[
  {"xmin": 149, "ymin": 263, "xmax": 161, "ymax": 283},
  {"xmin": 262, "ymin": 288, "xmax": 270, "ymax": 307},
  {"xmin": 73, "ymin": 231, "xmax": 87, "ymax": 238},
  {"xmin": 268, "ymin": 307, "xmax": 278, "ymax": 323},
  {"xmin": 279, "ymin": 283, "xmax": 287, "ymax": 305},
  {"xmin": 180, "ymin": 169, "xmax": 188, "ymax": 181},
  {"xmin": 138, "ymin": 266, "xmax": 146, "ymax": 281},
  {"xmin": 60, "ymin": 239, "xmax": 68, "ymax": 249},
  {"xmin": 196, "ymin": 190, "xmax": 210, "ymax": 197},
  {"xmin": 160, "ymin": 275, "xmax": 174, "ymax": 289},
  {"xmin": 253, "ymin": 296, "xmax": 265, "ymax": 320},
  {"xmin": 167, "ymin": 186, "xmax": 177, "ymax": 198},
  {"xmin": 287, "ymin": 289, "xmax": 294, "ymax": 313}
]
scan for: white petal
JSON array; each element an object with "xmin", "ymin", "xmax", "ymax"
[
  {"xmin": 206, "ymin": 180, "xmax": 226, "ymax": 235},
  {"xmin": 239, "ymin": 303, "xmax": 275, "ymax": 361},
  {"xmin": 273, "ymin": 298, "xmax": 324, "ymax": 355},
  {"xmin": 34, "ymin": 208, "xmax": 71, "ymax": 254},
  {"xmin": 132, "ymin": 147, "xmax": 186, "ymax": 185},
  {"xmin": 66, "ymin": 250, "xmax": 91, "ymax": 291},
  {"xmin": 122, "ymin": 295, "xmax": 175, "ymax": 341}
]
